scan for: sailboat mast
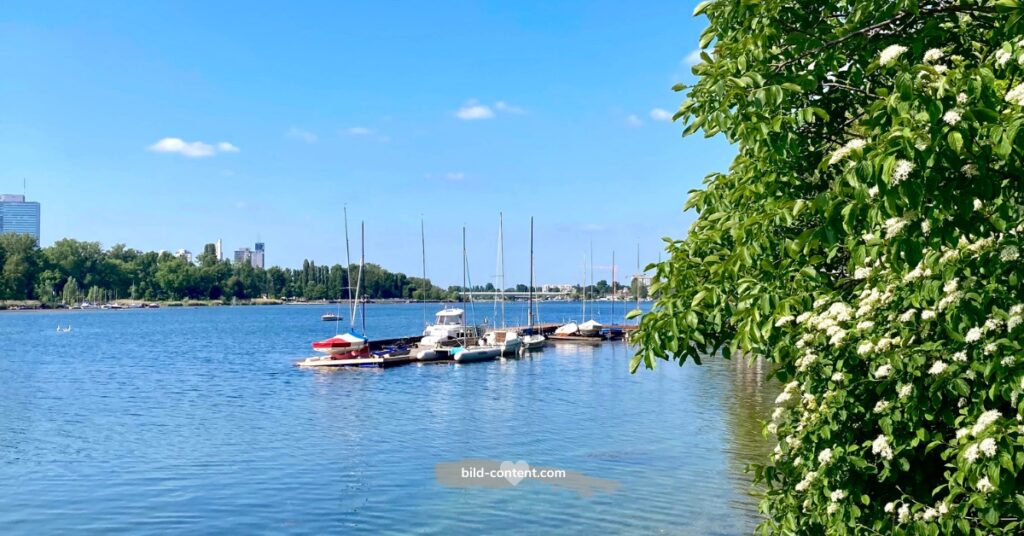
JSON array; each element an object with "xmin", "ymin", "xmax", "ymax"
[
  {"xmin": 636, "ymin": 243, "xmax": 641, "ymax": 323},
  {"xmin": 589, "ymin": 240, "xmax": 594, "ymax": 321},
  {"xmin": 498, "ymin": 212, "xmax": 505, "ymax": 328},
  {"xmin": 421, "ymin": 217, "xmax": 427, "ymax": 327},
  {"xmin": 581, "ymin": 254, "xmax": 587, "ymax": 320},
  {"xmin": 612, "ymin": 250, "xmax": 616, "ymax": 323},
  {"xmin": 360, "ymin": 221, "xmax": 366, "ymax": 336},
  {"xmin": 528, "ymin": 217, "xmax": 534, "ymax": 330},
  {"xmin": 344, "ymin": 206, "xmax": 354, "ymax": 328}
]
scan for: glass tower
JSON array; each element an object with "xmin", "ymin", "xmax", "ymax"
[{"xmin": 0, "ymin": 194, "xmax": 41, "ymax": 243}]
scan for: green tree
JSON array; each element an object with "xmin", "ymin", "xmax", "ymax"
[
  {"xmin": 632, "ymin": 1, "xmax": 1024, "ymax": 533},
  {"xmin": 61, "ymin": 276, "xmax": 80, "ymax": 305}
]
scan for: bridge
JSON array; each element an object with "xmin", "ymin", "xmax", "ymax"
[{"xmin": 458, "ymin": 291, "xmax": 572, "ymax": 299}]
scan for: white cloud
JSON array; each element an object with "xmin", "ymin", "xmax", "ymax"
[
  {"xmin": 147, "ymin": 137, "xmax": 238, "ymax": 158},
  {"xmin": 342, "ymin": 126, "xmax": 389, "ymax": 142},
  {"xmin": 684, "ymin": 49, "xmax": 703, "ymax": 66},
  {"xmin": 494, "ymin": 101, "xmax": 526, "ymax": 114},
  {"xmin": 649, "ymin": 108, "xmax": 673, "ymax": 121},
  {"xmin": 286, "ymin": 127, "xmax": 318, "ymax": 143},
  {"xmin": 456, "ymin": 101, "xmax": 495, "ymax": 120},
  {"xmin": 625, "ymin": 114, "xmax": 643, "ymax": 127}
]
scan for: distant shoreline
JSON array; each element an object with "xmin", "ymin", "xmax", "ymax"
[{"xmin": 0, "ymin": 298, "xmax": 608, "ymax": 312}]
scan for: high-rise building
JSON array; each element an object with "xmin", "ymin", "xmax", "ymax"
[
  {"xmin": 234, "ymin": 247, "xmax": 253, "ymax": 265},
  {"xmin": 0, "ymin": 194, "xmax": 41, "ymax": 243},
  {"xmin": 175, "ymin": 249, "xmax": 193, "ymax": 263},
  {"xmin": 253, "ymin": 242, "xmax": 265, "ymax": 269},
  {"xmin": 215, "ymin": 239, "xmax": 223, "ymax": 261}
]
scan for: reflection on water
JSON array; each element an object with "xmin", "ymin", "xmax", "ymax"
[{"xmin": 0, "ymin": 303, "xmax": 775, "ymax": 534}]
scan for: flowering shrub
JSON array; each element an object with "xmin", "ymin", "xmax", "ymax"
[{"xmin": 631, "ymin": 1, "xmax": 1024, "ymax": 533}]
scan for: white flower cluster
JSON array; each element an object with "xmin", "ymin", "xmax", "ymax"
[
  {"xmin": 879, "ymin": 44, "xmax": 908, "ymax": 66},
  {"xmin": 818, "ymin": 448, "xmax": 833, "ymax": 465},
  {"xmin": 898, "ymin": 384, "xmax": 913, "ymax": 399},
  {"xmin": 775, "ymin": 380, "xmax": 800, "ymax": 404},
  {"xmin": 795, "ymin": 470, "xmax": 817, "ymax": 492},
  {"xmin": 856, "ymin": 285, "xmax": 895, "ymax": 318},
  {"xmin": 874, "ymin": 364, "xmax": 893, "ymax": 379},
  {"xmin": 964, "ymin": 437, "xmax": 997, "ymax": 463},
  {"xmin": 800, "ymin": 301, "xmax": 853, "ymax": 347},
  {"xmin": 884, "ymin": 217, "xmax": 909, "ymax": 238},
  {"xmin": 921, "ymin": 309, "xmax": 936, "ymax": 320},
  {"xmin": 1007, "ymin": 82, "xmax": 1024, "ymax": 107},
  {"xmin": 830, "ymin": 489, "xmax": 846, "ymax": 502},
  {"xmin": 775, "ymin": 315, "xmax": 795, "ymax": 327},
  {"xmin": 961, "ymin": 163, "xmax": 977, "ymax": 177},
  {"xmin": 923, "ymin": 48, "xmax": 944, "ymax": 63},
  {"xmin": 942, "ymin": 109, "xmax": 962, "ymax": 126},
  {"xmin": 1002, "ymin": 245, "xmax": 1020, "ymax": 262},
  {"xmin": 997, "ymin": 49, "xmax": 1012, "ymax": 67},
  {"xmin": 874, "ymin": 400, "xmax": 890, "ymax": 413},
  {"xmin": 899, "ymin": 309, "xmax": 917, "ymax": 322},
  {"xmin": 968, "ymin": 409, "xmax": 1001, "ymax": 437},
  {"xmin": 891, "ymin": 159, "xmax": 914, "ymax": 183},
  {"xmin": 957, "ymin": 92, "xmax": 968, "ymax": 105},
  {"xmin": 928, "ymin": 361, "xmax": 948, "ymax": 375},
  {"xmin": 829, "ymin": 138, "xmax": 866, "ymax": 165},
  {"xmin": 977, "ymin": 476, "xmax": 994, "ymax": 493},
  {"xmin": 872, "ymin": 434, "xmax": 894, "ymax": 460},
  {"xmin": 903, "ymin": 263, "xmax": 932, "ymax": 282}
]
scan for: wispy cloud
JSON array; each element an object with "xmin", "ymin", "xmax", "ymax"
[
  {"xmin": 147, "ymin": 137, "xmax": 239, "ymax": 158},
  {"xmin": 342, "ymin": 126, "xmax": 390, "ymax": 142},
  {"xmin": 625, "ymin": 114, "xmax": 643, "ymax": 128},
  {"xmin": 286, "ymin": 127, "xmax": 318, "ymax": 143},
  {"xmin": 683, "ymin": 49, "xmax": 703, "ymax": 66},
  {"xmin": 494, "ymin": 101, "xmax": 526, "ymax": 114},
  {"xmin": 649, "ymin": 108, "xmax": 673, "ymax": 122},
  {"xmin": 455, "ymin": 100, "xmax": 495, "ymax": 120}
]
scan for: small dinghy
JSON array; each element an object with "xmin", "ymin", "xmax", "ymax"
[{"xmin": 452, "ymin": 345, "xmax": 501, "ymax": 362}]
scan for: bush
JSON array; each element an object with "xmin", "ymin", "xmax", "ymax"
[{"xmin": 632, "ymin": 1, "xmax": 1024, "ymax": 533}]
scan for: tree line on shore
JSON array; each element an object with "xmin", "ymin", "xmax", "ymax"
[{"xmin": 0, "ymin": 236, "xmax": 643, "ymax": 304}]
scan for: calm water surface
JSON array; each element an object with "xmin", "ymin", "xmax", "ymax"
[{"xmin": 0, "ymin": 302, "xmax": 775, "ymax": 534}]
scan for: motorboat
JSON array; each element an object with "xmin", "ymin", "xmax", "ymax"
[
  {"xmin": 452, "ymin": 345, "xmax": 501, "ymax": 362},
  {"xmin": 321, "ymin": 312, "xmax": 341, "ymax": 322},
  {"xmin": 421, "ymin": 308, "xmax": 473, "ymax": 345},
  {"xmin": 484, "ymin": 329, "xmax": 521, "ymax": 356}
]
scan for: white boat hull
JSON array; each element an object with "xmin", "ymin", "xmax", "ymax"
[
  {"xmin": 521, "ymin": 335, "xmax": 547, "ymax": 350},
  {"xmin": 453, "ymin": 346, "xmax": 500, "ymax": 362},
  {"xmin": 297, "ymin": 355, "xmax": 383, "ymax": 367}
]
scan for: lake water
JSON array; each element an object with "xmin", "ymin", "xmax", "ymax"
[{"xmin": 0, "ymin": 302, "xmax": 775, "ymax": 534}]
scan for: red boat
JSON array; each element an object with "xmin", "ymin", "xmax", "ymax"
[{"xmin": 311, "ymin": 332, "xmax": 369, "ymax": 356}]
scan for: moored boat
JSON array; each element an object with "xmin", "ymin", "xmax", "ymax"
[
  {"xmin": 484, "ymin": 329, "xmax": 521, "ymax": 356},
  {"xmin": 311, "ymin": 331, "xmax": 368, "ymax": 355},
  {"xmin": 452, "ymin": 345, "xmax": 501, "ymax": 362}
]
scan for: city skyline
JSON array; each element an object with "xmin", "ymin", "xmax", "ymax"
[{"xmin": 1, "ymin": 0, "xmax": 730, "ymax": 286}]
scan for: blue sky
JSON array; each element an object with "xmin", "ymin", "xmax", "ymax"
[{"xmin": 0, "ymin": 1, "xmax": 733, "ymax": 286}]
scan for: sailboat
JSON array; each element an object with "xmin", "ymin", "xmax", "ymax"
[
  {"xmin": 521, "ymin": 216, "xmax": 546, "ymax": 351},
  {"xmin": 452, "ymin": 225, "xmax": 503, "ymax": 363},
  {"xmin": 418, "ymin": 226, "xmax": 480, "ymax": 361},
  {"xmin": 482, "ymin": 212, "xmax": 521, "ymax": 356},
  {"xmin": 299, "ymin": 217, "xmax": 374, "ymax": 367}
]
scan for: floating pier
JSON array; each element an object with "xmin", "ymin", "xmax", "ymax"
[{"xmin": 297, "ymin": 324, "xmax": 637, "ymax": 369}]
